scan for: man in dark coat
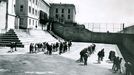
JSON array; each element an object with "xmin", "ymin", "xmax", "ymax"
[
  {"xmin": 100, "ymin": 48, "xmax": 105, "ymax": 61},
  {"xmin": 80, "ymin": 48, "xmax": 87, "ymax": 62},
  {"xmin": 59, "ymin": 42, "xmax": 63, "ymax": 55},
  {"xmin": 29, "ymin": 43, "xmax": 34, "ymax": 53},
  {"xmin": 97, "ymin": 51, "xmax": 101, "ymax": 63},
  {"xmin": 83, "ymin": 52, "xmax": 89, "ymax": 65}
]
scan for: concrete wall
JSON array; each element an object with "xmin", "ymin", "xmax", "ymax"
[
  {"xmin": 0, "ymin": 0, "xmax": 16, "ymax": 31},
  {"xmin": 122, "ymin": 35, "xmax": 134, "ymax": 57},
  {"xmin": 52, "ymin": 22, "xmax": 123, "ymax": 44},
  {"xmin": 7, "ymin": 0, "xmax": 16, "ymax": 30},
  {"xmin": 122, "ymin": 25, "xmax": 134, "ymax": 34},
  {"xmin": 0, "ymin": 1, "xmax": 6, "ymax": 30},
  {"xmin": 7, "ymin": 15, "xmax": 15, "ymax": 29}
]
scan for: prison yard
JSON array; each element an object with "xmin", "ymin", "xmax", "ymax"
[{"xmin": 0, "ymin": 0, "xmax": 134, "ymax": 75}]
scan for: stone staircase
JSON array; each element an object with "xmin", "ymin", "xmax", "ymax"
[{"xmin": 0, "ymin": 29, "xmax": 24, "ymax": 47}]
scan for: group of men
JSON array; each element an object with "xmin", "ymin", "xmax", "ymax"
[
  {"xmin": 29, "ymin": 41, "xmax": 72, "ymax": 55},
  {"xmin": 79, "ymin": 44, "xmax": 96, "ymax": 65},
  {"xmin": 59, "ymin": 41, "xmax": 72, "ymax": 54}
]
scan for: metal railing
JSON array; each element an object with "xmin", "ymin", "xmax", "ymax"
[{"xmin": 84, "ymin": 23, "xmax": 124, "ymax": 33}]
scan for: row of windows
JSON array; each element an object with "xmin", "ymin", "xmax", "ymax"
[
  {"xmin": 29, "ymin": 6, "xmax": 38, "ymax": 16},
  {"xmin": 56, "ymin": 8, "xmax": 70, "ymax": 13},
  {"xmin": 20, "ymin": 5, "xmax": 38, "ymax": 16},
  {"xmin": 29, "ymin": 19, "xmax": 38, "ymax": 26},
  {"xmin": 55, "ymin": 14, "xmax": 70, "ymax": 19},
  {"xmin": 29, "ymin": 0, "xmax": 38, "ymax": 5},
  {"xmin": 20, "ymin": 18, "xmax": 38, "ymax": 27}
]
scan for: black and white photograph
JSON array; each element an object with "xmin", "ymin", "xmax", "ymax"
[{"xmin": 0, "ymin": 0, "xmax": 133, "ymax": 75}]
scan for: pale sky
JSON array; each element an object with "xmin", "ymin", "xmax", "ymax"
[{"xmin": 46, "ymin": 0, "xmax": 134, "ymax": 26}]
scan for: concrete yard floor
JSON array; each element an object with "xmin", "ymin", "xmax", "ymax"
[
  {"xmin": 0, "ymin": 42, "xmax": 124, "ymax": 75},
  {"xmin": 0, "ymin": 54, "xmax": 122, "ymax": 75}
]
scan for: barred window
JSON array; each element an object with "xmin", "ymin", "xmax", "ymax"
[
  {"xmin": 56, "ymin": 8, "xmax": 58, "ymax": 13},
  {"xmin": 68, "ymin": 15, "xmax": 70, "ymax": 19},
  {"xmin": 32, "ymin": 8, "xmax": 34, "ymax": 14},
  {"xmin": 62, "ymin": 9, "xmax": 64, "ymax": 13},
  {"xmin": 68, "ymin": 9, "xmax": 70, "ymax": 13},
  {"xmin": 20, "ymin": 5, "xmax": 23, "ymax": 12},
  {"xmin": 29, "ymin": 6, "xmax": 31, "ymax": 13}
]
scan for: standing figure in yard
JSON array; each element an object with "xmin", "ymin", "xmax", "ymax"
[
  {"xmin": 29, "ymin": 43, "xmax": 34, "ymax": 53},
  {"xmin": 100, "ymin": 48, "xmax": 105, "ymax": 61},
  {"xmin": 117, "ymin": 58, "xmax": 122, "ymax": 73},
  {"xmin": 55, "ymin": 42, "xmax": 59, "ymax": 51},
  {"xmin": 109, "ymin": 51, "xmax": 115, "ymax": 61},
  {"xmin": 97, "ymin": 51, "xmax": 101, "ymax": 63},
  {"xmin": 92, "ymin": 44, "xmax": 96, "ymax": 52},
  {"xmin": 125, "ymin": 62, "xmax": 132, "ymax": 75},
  {"xmin": 14, "ymin": 42, "xmax": 17, "ymax": 51},
  {"xmin": 10, "ymin": 42, "xmax": 14, "ymax": 52},
  {"xmin": 80, "ymin": 48, "xmax": 87, "ymax": 62},
  {"xmin": 59, "ymin": 42, "xmax": 63, "ymax": 55},
  {"xmin": 114, "ymin": 57, "xmax": 120, "ymax": 73},
  {"xmin": 35, "ymin": 43, "xmax": 38, "ymax": 53},
  {"xmin": 68, "ymin": 41, "xmax": 72, "ymax": 50},
  {"xmin": 49, "ymin": 45, "xmax": 52, "ymax": 55},
  {"xmin": 97, "ymin": 48, "xmax": 105, "ymax": 63},
  {"xmin": 112, "ymin": 56, "xmax": 117, "ymax": 72},
  {"xmin": 83, "ymin": 52, "xmax": 89, "ymax": 65}
]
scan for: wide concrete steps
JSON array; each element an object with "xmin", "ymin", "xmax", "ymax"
[
  {"xmin": 0, "ymin": 29, "xmax": 24, "ymax": 47},
  {"xmin": 14, "ymin": 29, "xmax": 58, "ymax": 46}
]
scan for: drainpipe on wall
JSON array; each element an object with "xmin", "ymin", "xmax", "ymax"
[{"xmin": 5, "ymin": 0, "xmax": 8, "ymax": 31}]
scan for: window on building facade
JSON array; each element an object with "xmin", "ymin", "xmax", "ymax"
[
  {"xmin": 33, "ymin": 20, "xmax": 34, "ymax": 25},
  {"xmin": 56, "ymin": 8, "xmax": 58, "ymax": 13},
  {"xmin": 62, "ymin": 9, "xmax": 64, "ymax": 13},
  {"xmin": 36, "ymin": 0, "xmax": 38, "ymax": 5},
  {"xmin": 55, "ymin": 14, "xmax": 58, "ymax": 19},
  {"xmin": 68, "ymin": 9, "xmax": 70, "ymax": 13},
  {"xmin": 33, "ymin": 0, "xmax": 34, "ymax": 3},
  {"xmin": 29, "ymin": 6, "xmax": 31, "ymax": 13},
  {"xmin": 61, "ymin": 14, "xmax": 64, "ymax": 18},
  {"xmin": 20, "ymin": 18, "xmax": 24, "ymax": 25},
  {"xmin": 20, "ymin": 5, "xmax": 23, "ymax": 12},
  {"xmin": 35, "ymin": 10, "xmax": 37, "ymax": 16},
  {"xmin": 29, "ymin": 19, "xmax": 31, "ymax": 25},
  {"xmin": 36, "ymin": 21, "xmax": 37, "ymax": 26},
  {"xmin": 32, "ymin": 8, "xmax": 34, "ymax": 15},
  {"xmin": 68, "ymin": 15, "xmax": 70, "ymax": 19}
]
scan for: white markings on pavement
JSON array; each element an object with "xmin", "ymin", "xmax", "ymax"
[{"xmin": 25, "ymin": 71, "xmax": 55, "ymax": 74}]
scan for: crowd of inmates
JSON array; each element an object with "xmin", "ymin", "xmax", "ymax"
[{"xmin": 29, "ymin": 41, "xmax": 72, "ymax": 55}]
